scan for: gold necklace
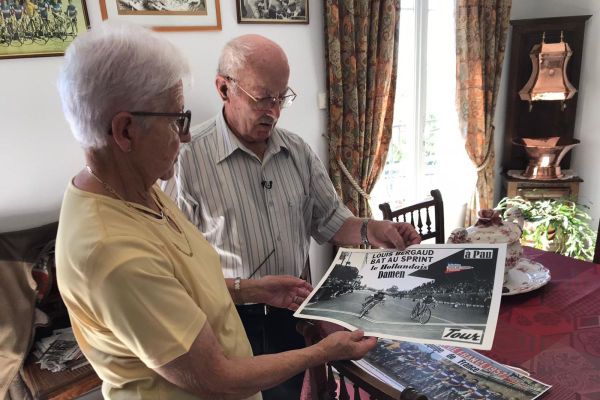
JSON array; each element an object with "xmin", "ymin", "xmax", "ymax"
[
  {"xmin": 86, "ymin": 165, "xmax": 164, "ymax": 219},
  {"xmin": 85, "ymin": 166, "xmax": 194, "ymax": 257}
]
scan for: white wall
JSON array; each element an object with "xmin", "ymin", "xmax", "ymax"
[
  {"xmin": 495, "ymin": 0, "xmax": 600, "ymax": 227},
  {"xmin": 0, "ymin": 0, "xmax": 335, "ymax": 277}
]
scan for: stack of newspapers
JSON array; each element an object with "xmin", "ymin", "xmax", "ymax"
[
  {"xmin": 33, "ymin": 327, "xmax": 89, "ymax": 372},
  {"xmin": 353, "ymin": 340, "xmax": 551, "ymax": 400}
]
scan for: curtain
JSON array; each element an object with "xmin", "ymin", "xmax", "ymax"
[
  {"xmin": 324, "ymin": 0, "xmax": 400, "ymax": 218},
  {"xmin": 455, "ymin": 0, "xmax": 511, "ymax": 225}
]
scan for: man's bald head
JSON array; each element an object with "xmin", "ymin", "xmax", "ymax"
[{"xmin": 218, "ymin": 34, "xmax": 289, "ymax": 80}]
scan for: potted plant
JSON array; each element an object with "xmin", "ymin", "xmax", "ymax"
[{"xmin": 496, "ymin": 196, "xmax": 597, "ymax": 261}]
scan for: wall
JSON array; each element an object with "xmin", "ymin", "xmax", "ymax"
[
  {"xmin": 494, "ymin": 0, "xmax": 600, "ymax": 227},
  {"xmin": 0, "ymin": 0, "xmax": 336, "ymax": 277},
  {"xmin": 3, "ymin": 0, "xmax": 598, "ymax": 278}
]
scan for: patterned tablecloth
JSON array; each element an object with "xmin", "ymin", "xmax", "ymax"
[{"xmin": 479, "ymin": 247, "xmax": 600, "ymax": 400}]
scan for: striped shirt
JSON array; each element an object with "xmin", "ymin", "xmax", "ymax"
[{"xmin": 163, "ymin": 112, "xmax": 353, "ymax": 279}]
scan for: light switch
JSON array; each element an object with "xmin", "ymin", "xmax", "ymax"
[{"xmin": 317, "ymin": 92, "xmax": 327, "ymax": 110}]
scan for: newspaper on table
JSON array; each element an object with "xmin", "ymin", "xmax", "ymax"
[
  {"xmin": 294, "ymin": 244, "xmax": 507, "ymax": 349},
  {"xmin": 354, "ymin": 339, "xmax": 551, "ymax": 399},
  {"xmin": 33, "ymin": 327, "xmax": 89, "ymax": 372}
]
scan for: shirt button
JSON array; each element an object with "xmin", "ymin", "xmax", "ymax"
[
  {"xmin": 277, "ymin": 236, "xmax": 281, "ymax": 241},
  {"xmin": 269, "ymin": 201, "xmax": 274, "ymax": 206}
]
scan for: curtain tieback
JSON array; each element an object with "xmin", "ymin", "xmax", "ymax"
[{"xmin": 336, "ymin": 157, "xmax": 371, "ymax": 200}]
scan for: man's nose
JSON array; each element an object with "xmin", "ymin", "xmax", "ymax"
[{"xmin": 264, "ymin": 102, "xmax": 282, "ymax": 119}]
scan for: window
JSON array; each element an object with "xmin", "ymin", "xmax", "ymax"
[{"xmin": 370, "ymin": 0, "xmax": 474, "ymax": 230}]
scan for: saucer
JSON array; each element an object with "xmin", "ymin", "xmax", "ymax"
[{"xmin": 502, "ymin": 257, "xmax": 551, "ymax": 296}]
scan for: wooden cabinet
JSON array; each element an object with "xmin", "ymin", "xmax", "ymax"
[
  {"xmin": 503, "ymin": 173, "xmax": 582, "ymax": 201},
  {"xmin": 501, "ymin": 16, "xmax": 590, "ymax": 178}
]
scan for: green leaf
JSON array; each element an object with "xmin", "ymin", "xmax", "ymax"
[{"xmin": 497, "ymin": 196, "xmax": 597, "ymax": 261}]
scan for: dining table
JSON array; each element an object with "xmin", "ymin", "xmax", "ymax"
[
  {"xmin": 479, "ymin": 246, "xmax": 600, "ymax": 399},
  {"xmin": 300, "ymin": 246, "xmax": 600, "ymax": 400}
]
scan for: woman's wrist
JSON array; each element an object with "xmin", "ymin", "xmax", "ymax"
[
  {"xmin": 233, "ymin": 278, "xmax": 262, "ymax": 304},
  {"xmin": 232, "ymin": 277, "xmax": 243, "ymax": 304}
]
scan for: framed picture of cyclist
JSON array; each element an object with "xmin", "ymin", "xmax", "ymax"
[
  {"xmin": 236, "ymin": 0, "xmax": 308, "ymax": 24},
  {"xmin": 0, "ymin": 0, "xmax": 90, "ymax": 59},
  {"xmin": 99, "ymin": 0, "xmax": 221, "ymax": 31}
]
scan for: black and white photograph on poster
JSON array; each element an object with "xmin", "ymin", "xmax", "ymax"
[
  {"xmin": 355, "ymin": 340, "xmax": 551, "ymax": 399},
  {"xmin": 294, "ymin": 244, "xmax": 507, "ymax": 349}
]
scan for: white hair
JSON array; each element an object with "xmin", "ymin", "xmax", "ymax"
[
  {"xmin": 217, "ymin": 36, "xmax": 256, "ymax": 78},
  {"xmin": 57, "ymin": 21, "xmax": 191, "ymax": 149}
]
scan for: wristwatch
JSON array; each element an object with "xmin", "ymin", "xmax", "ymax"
[
  {"xmin": 360, "ymin": 219, "xmax": 370, "ymax": 246},
  {"xmin": 233, "ymin": 277, "xmax": 242, "ymax": 303}
]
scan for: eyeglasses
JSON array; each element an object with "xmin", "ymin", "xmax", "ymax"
[
  {"xmin": 130, "ymin": 110, "xmax": 192, "ymax": 138},
  {"xmin": 226, "ymin": 76, "xmax": 297, "ymax": 111}
]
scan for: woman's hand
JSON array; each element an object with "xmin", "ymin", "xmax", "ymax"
[{"xmin": 318, "ymin": 330, "xmax": 377, "ymax": 361}]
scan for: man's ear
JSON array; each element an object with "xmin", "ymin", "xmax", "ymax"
[
  {"xmin": 215, "ymin": 76, "xmax": 229, "ymax": 101},
  {"xmin": 110, "ymin": 112, "xmax": 133, "ymax": 153}
]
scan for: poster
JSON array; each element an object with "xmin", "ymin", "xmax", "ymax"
[{"xmin": 294, "ymin": 244, "xmax": 506, "ymax": 349}]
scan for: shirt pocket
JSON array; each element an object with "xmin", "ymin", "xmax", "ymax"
[{"xmin": 288, "ymin": 195, "xmax": 313, "ymax": 253}]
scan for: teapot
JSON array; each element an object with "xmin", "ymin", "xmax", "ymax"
[{"xmin": 447, "ymin": 208, "xmax": 525, "ymax": 270}]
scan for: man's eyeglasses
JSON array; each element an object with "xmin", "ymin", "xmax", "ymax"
[
  {"xmin": 226, "ymin": 76, "xmax": 297, "ymax": 111},
  {"xmin": 130, "ymin": 110, "xmax": 192, "ymax": 138}
]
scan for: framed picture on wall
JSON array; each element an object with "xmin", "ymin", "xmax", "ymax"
[
  {"xmin": 99, "ymin": 0, "xmax": 221, "ymax": 31},
  {"xmin": 236, "ymin": 0, "xmax": 308, "ymax": 24},
  {"xmin": 0, "ymin": 0, "xmax": 91, "ymax": 60}
]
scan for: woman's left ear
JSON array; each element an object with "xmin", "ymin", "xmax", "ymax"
[{"xmin": 111, "ymin": 112, "xmax": 133, "ymax": 153}]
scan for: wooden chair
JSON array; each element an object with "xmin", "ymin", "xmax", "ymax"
[
  {"xmin": 298, "ymin": 322, "xmax": 427, "ymax": 400},
  {"xmin": 594, "ymin": 218, "xmax": 600, "ymax": 264},
  {"xmin": 379, "ymin": 190, "xmax": 445, "ymax": 244}
]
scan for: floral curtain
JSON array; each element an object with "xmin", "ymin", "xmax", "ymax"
[
  {"xmin": 456, "ymin": 0, "xmax": 511, "ymax": 225},
  {"xmin": 324, "ymin": 0, "xmax": 400, "ymax": 218}
]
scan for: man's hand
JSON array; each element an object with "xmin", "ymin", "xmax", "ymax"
[
  {"xmin": 251, "ymin": 275, "xmax": 313, "ymax": 311},
  {"xmin": 318, "ymin": 330, "xmax": 377, "ymax": 361},
  {"xmin": 367, "ymin": 220, "xmax": 421, "ymax": 249}
]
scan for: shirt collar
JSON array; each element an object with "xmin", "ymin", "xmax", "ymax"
[{"xmin": 215, "ymin": 109, "xmax": 289, "ymax": 164}]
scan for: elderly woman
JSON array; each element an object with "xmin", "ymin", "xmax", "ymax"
[{"xmin": 55, "ymin": 22, "xmax": 376, "ymax": 400}]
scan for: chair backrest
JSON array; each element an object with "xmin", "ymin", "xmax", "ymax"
[
  {"xmin": 379, "ymin": 189, "xmax": 445, "ymax": 244},
  {"xmin": 594, "ymin": 219, "xmax": 600, "ymax": 264}
]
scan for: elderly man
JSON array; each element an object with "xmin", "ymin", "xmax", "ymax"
[
  {"xmin": 55, "ymin": 23, "xmax": 377, "ymax": 400},
  {"xmin": 166, "ymin": 34, "xmax": 420, "ymax": 398}
]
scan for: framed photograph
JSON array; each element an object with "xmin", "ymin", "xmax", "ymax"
[
  {"xmin": 0, "ymin": 0, "xmax": 91, "ymax": 60},
  {"xmin": 236, "ymin": 0, "xmax": 308, "ymax": 24},
  {"xmin": 100, "ymin": 0, "xmax": 221, "ymax": 31}
]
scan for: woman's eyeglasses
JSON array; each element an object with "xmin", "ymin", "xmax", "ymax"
[{"xmin": 130, "ymin": 110, "xmax": 192, "ymax": 137}]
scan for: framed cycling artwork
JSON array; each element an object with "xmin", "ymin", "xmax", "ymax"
[
  {"xmin": 0, "ymin": 0, "xmax": 90, "ymax": 59},
  {"xmin": 236, "ymin": 0, "xmax": 308, "ymax": 24},
  {"xmin": 99, "ymin": 0, "xmax": 221, "ymax": 31}
]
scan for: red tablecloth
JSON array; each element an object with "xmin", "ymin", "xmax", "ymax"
[{"xmin": 479, "ymin": 247, "xmax": 600, "ymax": 399}]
